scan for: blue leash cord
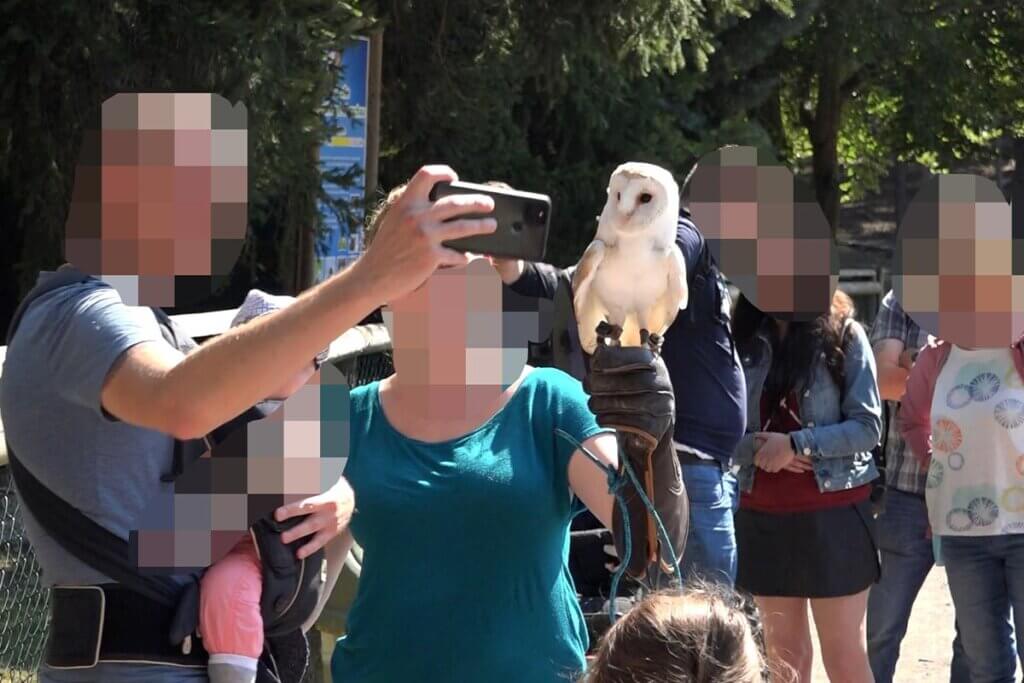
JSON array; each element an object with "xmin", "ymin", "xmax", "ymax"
[{"xmin": 554, "ymin": 428, "xmax": 683, "ymax": 625}]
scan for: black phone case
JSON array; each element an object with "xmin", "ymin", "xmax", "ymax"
[{"xmin": 429, "ymin": 181, "xmax": 550, "ymax": 262}]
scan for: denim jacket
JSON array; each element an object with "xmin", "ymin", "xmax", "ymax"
[{"xmin": 734, "ymin": 318, "xmax": 883, "ymax": 494}]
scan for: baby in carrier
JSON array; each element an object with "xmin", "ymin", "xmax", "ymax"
[{"xmin": 200, "ymin": 289, "xmax": 328, "ymax": 683}]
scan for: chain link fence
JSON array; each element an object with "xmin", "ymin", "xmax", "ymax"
[
  {"xmin": 0, "ymin": 342, "xmax": 393, "ymax": 683},
  {"xmin": 0, "ymin": 467, "xmax": 48, "ymax": 683}
]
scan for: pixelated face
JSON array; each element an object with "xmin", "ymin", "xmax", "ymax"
[
  {"xmin": 382, "ymin": 257, "xmax": 544, "ymax": 388},
  {"xmin": 687, "ymin": 146, "xmax": 839, "ymax": 321},
  {"xmin": 132, "ymin": 363, "xmax": 350, "ymax": 571},
  {"xmin": 65, "ymin": 93, "xmax": 247, "ymax": 308},
  {"xmin": 892, "ymin": 175, "xmax": 1023, "ymax": 348}
]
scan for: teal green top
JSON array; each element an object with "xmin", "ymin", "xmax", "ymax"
[{"xmin": 331, "ymin": 367, "xmax": 610, "ymax": 683}]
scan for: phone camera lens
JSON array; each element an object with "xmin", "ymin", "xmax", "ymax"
[{"xmin": 525, "ymin": 204, "xmax": 547, "ymax": 225}]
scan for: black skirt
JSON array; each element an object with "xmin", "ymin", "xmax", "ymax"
[{"xmin": 735, "ymin": 498, "xmax": 880, "ymax": 599}]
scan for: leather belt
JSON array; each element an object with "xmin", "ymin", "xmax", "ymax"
[{"xmin": 676, "ymin": 450, "xmax": 723, "ymax": 468}]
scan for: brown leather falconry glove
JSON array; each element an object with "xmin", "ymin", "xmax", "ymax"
[{"xmin": 582, "ymin": 323, "xmax": 689, "ymax": 582}]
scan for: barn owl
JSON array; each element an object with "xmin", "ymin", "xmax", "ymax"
[{"xmin": 573, "ymin": 162, "xmax": 688, "ymax": 354}]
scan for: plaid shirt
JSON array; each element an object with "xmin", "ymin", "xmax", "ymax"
[{"xmin": 869, "ymin": 291, "xmax": 931, "ymax": 494}]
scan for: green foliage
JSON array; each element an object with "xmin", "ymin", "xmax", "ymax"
[
  {"xmin": 11, "ymin": 0, "xmax": 1015, "ymax": 325},
  {"xmin": 774, "ymin": 0, "xmax": 1024, "ymax": 210},
  {"xmin": 375, "ymin": 0, "xmax": 797, "ymax": 265},
  {"xmin": 0, "ymin": 0, "xmax": 370, "ymax": 322},
  {"xmin": 773, "ymin": 0, "xmax": 914, "ymax": 215},
  {"xmin": 887, "ymin": 1, "xmax": 1024, "ymax": 166},
  {"xmin": 0, "ymin": 0, "xmax": 819, "ymax": 328},
  {"xmin": 836, "ymin": 90, "xmax": 900, "ymax": 202}
]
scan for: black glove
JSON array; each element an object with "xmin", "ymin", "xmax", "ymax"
[{"xmin": 583, "ymin": 323, "xmax": 689, "ymax": 582}]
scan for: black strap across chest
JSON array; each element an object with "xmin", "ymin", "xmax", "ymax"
[{"xmin": 4, "ymin": 267, "xmax": 200, "ymax": 608}]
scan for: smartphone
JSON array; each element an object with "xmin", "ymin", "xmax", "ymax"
[{"xmin": 429, "ymin": 181, "xmax": 551, "ymax": 262}]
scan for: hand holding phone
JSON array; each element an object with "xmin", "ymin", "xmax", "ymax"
[
  {"xmin": 429, "ymin": 181, "xmax": 551, "ymax": 262},
  {"xmin": 356, "ymin": 165, "xmax": 497, "ymax": 304}
]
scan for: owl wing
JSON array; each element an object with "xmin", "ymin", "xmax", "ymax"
[
  {"xmin": 573, "ymin": 240, "xmax": 608, "ymax": 354},
  {"xmin": 666, "ymin": 246, "xmax": 688, "ymax": 312},
  {"xmin": 640, "ymin": 247, "xmax": 689, "ymax": 338},
  {"xmin": 572, "ymin": 240, "xmax": 606, "ymax": 314}
]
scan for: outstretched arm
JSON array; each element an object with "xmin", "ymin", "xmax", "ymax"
[
  {"xmin": 496, "ymin": 259, "xmax": 575, "ymax": 300},
  {"xmin": 101, "ymin": 166, "xmax": 498, "ymax": 440},
  {"xmin": 568, "ymin": 433, "xmax": 620, "ymax": 529}
]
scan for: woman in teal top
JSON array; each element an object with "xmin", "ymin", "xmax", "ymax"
[{"xmin": 328, "ymin": 231, "xmax": 619, "ymax": 682}]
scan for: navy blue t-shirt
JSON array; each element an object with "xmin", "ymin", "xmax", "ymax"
[{"xmin": 662, "ymin": 213, "xmax": 746, "ymax": 462}]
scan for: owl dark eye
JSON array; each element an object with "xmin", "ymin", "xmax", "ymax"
[{"xmin": 639, "ymin": 193, "xmax": 653, "ymax": 204}]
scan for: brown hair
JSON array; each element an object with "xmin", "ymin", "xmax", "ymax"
[
  {"xmin": 585, "ymin": 585, "xmax": 765, "ymax": 683},
  {"xmin": 363, "ymin": 183, "xmax": 408, "ymax": 248},
  {"xmin": 733, "ymin": 288, "xmax": 857, "ymax": 407}
]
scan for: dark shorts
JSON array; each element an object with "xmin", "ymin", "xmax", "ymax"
[{"xmin": 735, "ymin": 499, "xmax": 880, "ymax": 599}]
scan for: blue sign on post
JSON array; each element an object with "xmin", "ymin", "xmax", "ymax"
[{"xmin": 317, "ymin": 37, "xmax": 370, "ymax": 282}]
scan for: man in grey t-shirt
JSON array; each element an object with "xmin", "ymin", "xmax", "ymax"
[
  {"xmin": 1, "ymin": 93, "xmax": 498, "ymax": 682},
  {"xmin": 4, "ymin": 277, "xmax": 205, "ymax": 682}
]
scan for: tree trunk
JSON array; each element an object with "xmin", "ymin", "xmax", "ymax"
[
  {"xmin": 808, "ymin": 12, "xmax": 844, "ymax": 235},
  {"xmin": 756, "ymin": 88, "xmax": 789, "ymax": 162},
  {"xmin": 894, "ymin": 159, "xmax": 908, "ymax": 225}
]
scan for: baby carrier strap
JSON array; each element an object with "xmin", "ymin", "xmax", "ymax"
[
  {"xmin": 5, "ymin": 270, "xmax": 323, "ymax": 681},
  {"xmin": 5, "ymin": 267, "xmax": 209, "ymax": 666},
  {"xmin": 5, "ymin": 267, "xmax": 193, "ymax": 605}
]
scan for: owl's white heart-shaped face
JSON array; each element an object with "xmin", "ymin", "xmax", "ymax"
[{"xmin": 598, "ymin": 162, "xmax": 679, "ymax": 235}]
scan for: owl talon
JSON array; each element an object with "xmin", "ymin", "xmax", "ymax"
[
  {"xmin": 607, "ymin": 325, "xmax": 623, "ymax": 346},
  {"xmin": 639, "ymin": 329, "xmax": 651, "ymax": 347},
  {"xmin": 647, "ymin": 333, "xmax": 663, "ymax": 354},
  {"xmin": 595, "ymin": 322, "xmax": 623, "ymax": 347}
]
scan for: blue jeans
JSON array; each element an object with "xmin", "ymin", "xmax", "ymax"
[
  {"xmin": 679, "ymin": 463, "xmax": 738, "ymax": 586},
  {"xmin": 942, "ymin": 534, "xmax": 1024, "ymax": 683},
  {"xmin": 866, "ymin": 489, "xmax": 969, "ymax": 683}
]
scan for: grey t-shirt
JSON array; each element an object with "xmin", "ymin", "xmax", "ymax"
[{"xmin": 0, "ymin": 273, "xmax": 206, "ymax": 681}]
